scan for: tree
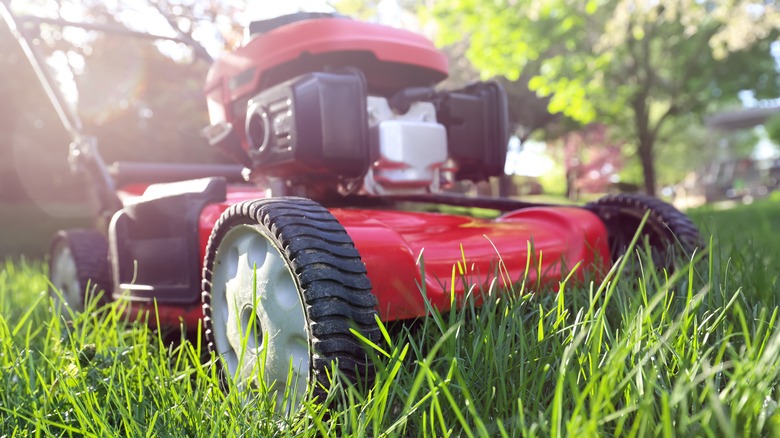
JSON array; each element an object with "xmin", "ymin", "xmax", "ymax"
[
  {"xmin": 430, "ymin": 0, "xmax": 780, "ymax": 195},
  {"xmin": 559, "ymin": 124, "xmax": 625, "ymax": 200},
  {"xmin": 0, "ymin": 0, "xmax": 239, "ymax": 202},
  {"xmin": 74, "ymin": 22, "xmax": 217, "ymax": 165},
  {"xmin": 66, "ymin": 1, "xmax": 233, "ymax": 165}
]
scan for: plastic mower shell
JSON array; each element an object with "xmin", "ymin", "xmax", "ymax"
[
  {"xmin": 204, "ymin": 16, "xmax": 448, "ymax": 120},
  {"xmin": 113, "ymin": 183, "xmax": 610, "ymax": 329},
  {"xmin": 200, "ymin": 189, "xmax": 611, "ymax": 321}
]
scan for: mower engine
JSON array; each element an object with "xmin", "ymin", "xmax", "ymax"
[
  {"xmin": 363, "ymin": 95, "xmax": 448, "ymax": 195},
  {"xmin": 203, "ymin": 13, "xmax": 509, "ymax": 198}
]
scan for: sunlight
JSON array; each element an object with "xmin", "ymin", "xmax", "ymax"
[
  {"xmin": 46, "ymin": 51, "xmax": 79, "ymax": 108},
  {"xmin": 244, "ymin": 0, "xmax": 334, "ymax": 22}
]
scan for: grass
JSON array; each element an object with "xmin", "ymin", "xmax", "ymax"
[{"xmin": 1, "ymin": 200, "xmax": 779, "ymax": 436}]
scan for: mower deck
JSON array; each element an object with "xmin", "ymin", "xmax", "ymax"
[{"xmin": 113, "ymin": 184, "xmax": 611, "ymax": 325}]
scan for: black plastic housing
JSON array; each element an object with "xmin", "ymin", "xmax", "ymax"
[
  {"xmin": 244, "ymin": 72, "xmax": 370, "ymax": 180},
  {"xmin": 109, "ymin": 177, "xmax": 227, "ymax": 304},
  {"xmin": 436, "ymin": 81, "xmax": 509, "ymax": 181}
]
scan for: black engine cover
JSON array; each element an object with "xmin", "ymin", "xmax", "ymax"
[
  {"xmin": 244, "ymin": 72, "xmax": 370, "ymax": 180},
  {"xmin": 436, "ymin": 81, "xmax": 509, "ymax": 182}
]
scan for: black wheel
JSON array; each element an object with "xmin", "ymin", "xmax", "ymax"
[
  {"xmin": 48, "ymin": 229, "xmax": 111, "ymax": 313},
  {"xmin": 201, "ymin": 197, "xmax": 379, "ymax": 411},
  {"xmin": 586, "ymin": 193, "xmax": 701, "ymax": 269}
]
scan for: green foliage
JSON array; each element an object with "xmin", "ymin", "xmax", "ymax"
[
  {"xmin": 2, "ymin": 202, "xmax": 780, "ymax": 435},
  {"xmin": 431, "ymin": 0, "xmax": 777, "ymax": 123},
  {"xmin": 766, "ymin": 114, "xmax": 780, "ymax": 147},
  {"xmin": 537, "ymin": 158, "xmax": 567, "ymax": 195},
  {"xmin": 429, "ymin": 0, "xmax": 780, "ymax": 193},
  {"xmin": 331, "ymin": 0, "xmax": 382, "ymax": 20},
  {"xmin": 653, "ymin": 114, "xmax": 710, "ymax": 185}
]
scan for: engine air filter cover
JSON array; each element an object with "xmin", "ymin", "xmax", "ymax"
[{"xmin": 245, "ymin": 72, "xmax": 369, "ymax": 180}]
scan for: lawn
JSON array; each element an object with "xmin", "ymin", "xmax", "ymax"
[{"xmin": 1, "ymin": 199, "xmax": 779, "ymax": 436}]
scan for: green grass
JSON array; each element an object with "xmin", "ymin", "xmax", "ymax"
[{"xmin": 1, "ymin": 200, "xmax": 779, "ymax": 436}]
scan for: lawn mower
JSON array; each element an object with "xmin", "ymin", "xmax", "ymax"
[{"xmin": 3, "ymin": 5, "xmax": 700, "ymax": 410}]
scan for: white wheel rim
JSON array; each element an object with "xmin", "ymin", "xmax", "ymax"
[
  {"xmin": 50, "ymin": 241, "xmax": 83, "ymax": 313},
  {"xmin": 210, "ymin": 224, "xmax": 310, "ymax": 410}
]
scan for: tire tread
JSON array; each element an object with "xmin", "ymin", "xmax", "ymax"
[
  {"xmin": 586, "ymin": 193, "xmax": 702, "ymax": 268},
  {"xmin": 49, "ymin": 229, "xmax": 111, "ymax": 306}
]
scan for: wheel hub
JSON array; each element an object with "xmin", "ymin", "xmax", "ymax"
[
  {"xmin": 210, "ymin": 224, "xmax": 310, "ymax": 410},
  {"xmin": 239, "ymin": 304, "xmax": 263, "ymax": 350}
]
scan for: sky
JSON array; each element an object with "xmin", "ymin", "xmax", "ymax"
[{"xmin": 244, "ymin": 0, "xmax": 335, "ymax": 21}]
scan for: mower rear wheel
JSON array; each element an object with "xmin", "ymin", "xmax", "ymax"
[
  {"xmin": 586, "ymin": 193, "xmax": 701, "ymax": 269},
  {"xmin": 48, "ymin": 229, "xmax": 111, "ymax": 314},
  {"xmin": 202, "ymin": 197, "xmax": 379, "ymax": 411}
]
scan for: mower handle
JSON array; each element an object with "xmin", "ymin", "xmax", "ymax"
[
  {"xmin": 1, "ymin": 1, "xmax": 213, "ymax": 142},
  {"xmin": 1, "ymin": 1, "xmax": 83, "ymax": 141},
  {"xmin": 2, "ymin": 0, "xmax": 217, "ymax": 218},
  {"xmin": 108, "ymin": 162, "xmax": 246, "ymax": 187}
]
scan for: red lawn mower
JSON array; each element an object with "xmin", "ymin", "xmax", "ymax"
[{"xmin": 4, "ymin": 6, "xmax": 700, "ymax": 410}]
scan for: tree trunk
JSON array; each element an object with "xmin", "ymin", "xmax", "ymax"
[
  {"xmin": 631, "ymin": 90, "xmax": 657, "ymax": 197},
  {"xmin": 637, "ymin": 133, "xmax": 656, "ymax": 196}
]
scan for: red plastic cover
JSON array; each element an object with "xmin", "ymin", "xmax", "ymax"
[
  {"xmin": 197, "ymin": 190, "xmax": 611, "ymax": 322},
  {"xmin": 205, "ymin": 18, "xmax": 449, "ymax": 109}
]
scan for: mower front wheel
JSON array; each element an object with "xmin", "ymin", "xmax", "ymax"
[
  {"xmin": 586, "ymin": 193, "xmax": 701, "ymax": 269},
  {"xmin": 48, "ymin": 229, "xmax": 111, "ymax": 314},
  {"xmin": 201, "ymin": 197, "xmax": 379, "ymax": 411}
]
